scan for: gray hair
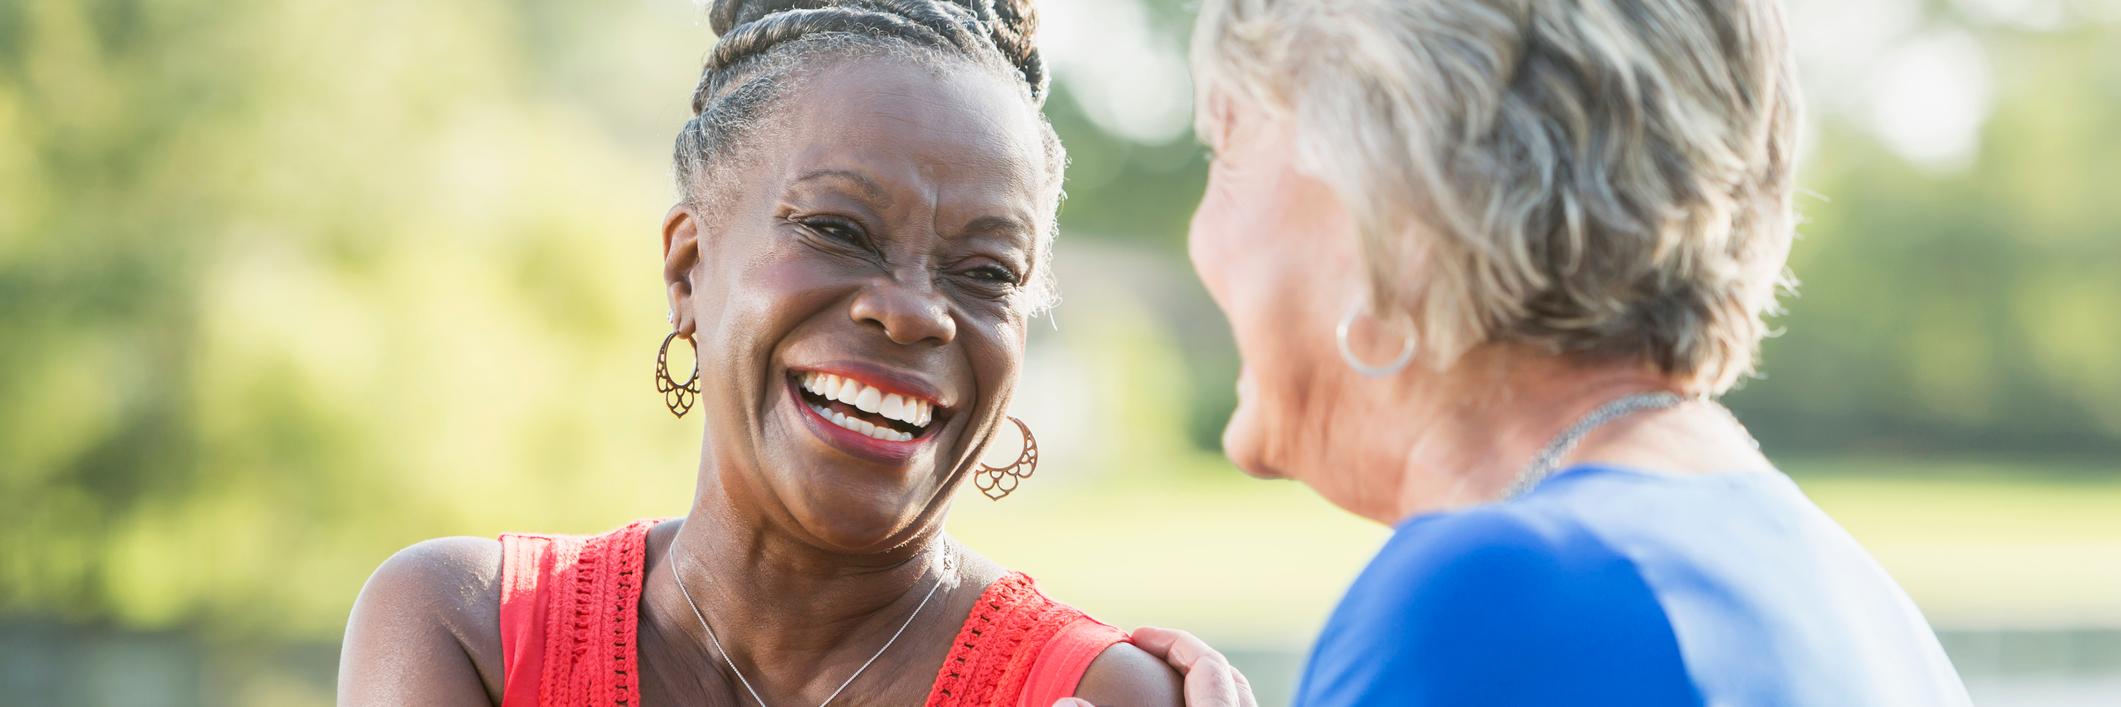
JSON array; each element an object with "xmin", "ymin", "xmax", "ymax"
[
  {"xmin": 677, "ymin": 0, "xmax": 1067, "ymax": 314},
  {"xmin": 1193, "ymin": 0, "xmax": 1803, "ymax": 393}
]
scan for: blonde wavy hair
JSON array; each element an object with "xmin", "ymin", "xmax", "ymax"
[{"xmin": 1192, "ymin": 0, "xmax": 1803, "ymax": 393}]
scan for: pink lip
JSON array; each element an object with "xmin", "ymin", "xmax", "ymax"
[{"xmin": 784, "ymin": 376, "xmax": 936, "ymax": 465}]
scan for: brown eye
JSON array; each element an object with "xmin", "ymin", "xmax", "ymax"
[
  {"xmin": 966, "ymin": 265, "xmax": 1019, "ymax": 285},
  {"xmin": 802, "ymin": 217, "xmax": 865, "ymax": 245}
]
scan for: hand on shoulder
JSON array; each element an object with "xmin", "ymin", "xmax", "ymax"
[{"xmin": 1064, "ymin": 626, "xmax": 1255, "ymax": 707}]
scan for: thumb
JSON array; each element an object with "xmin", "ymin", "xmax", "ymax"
[{"xmin": 1053, "ymin": 699, "xmax": 1095, "ymax": 707}]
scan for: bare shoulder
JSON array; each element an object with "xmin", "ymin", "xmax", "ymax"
[
  {"xmin": 1073, "ymin": 640, "xmax": 1185, "ymax": 706},
  {"xmin": 339, "ymin": 536, "xmax": 506, "ymax": 706},
  {"xmin": 360, "ymin": 537, "xmax": 504, "ymax": 612}
]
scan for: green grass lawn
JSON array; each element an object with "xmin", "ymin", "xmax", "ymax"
[
  {"xmin": 948, "ymin": 454, "xmax": 2121, "ymax": 651},
  {"xmin": 1792, "ymin": 457, "xmax": 2121, "ymax": 628},
  {"xmin": 949, "ymin": 456, "xmax": 1387, "ymax": 647}
]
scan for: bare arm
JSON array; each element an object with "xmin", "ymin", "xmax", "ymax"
[
  {"xmin": 1071, "ymin": 641, "xmax": 1187, "ymax": 706},
  {"xmin": 338, "ymin": 537, "xmax": 505, "ymax": 707},
  {"xmin": 1062, "ymin": 627, "xmax": 1256, "ymax": 707}
]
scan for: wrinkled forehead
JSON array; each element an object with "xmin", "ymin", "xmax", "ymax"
[{"xmin": 775, "ymin": 57, "xmax": 1052, "ymax": 217}]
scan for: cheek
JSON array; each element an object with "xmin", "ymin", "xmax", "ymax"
[
  {"xmin": 1191, "ymin": 171, "xmax": 1330, "ymax": 366},
  {"xmin": 711, "ymin": 250, "xmax": 811, "ymax": 350},
  {"xmin": 1185, "ymin": 180, "xmax": 1234, "ymax": 299},
  {"xmin": 1192, "ymin": 163, "xmax": 1364, "ymax": 481},
  {"xmin": 698, "ymin": 242, "xmax": 847, "ymax": 413},
  {"xmin": 1191, "ymin": 172, "xmax": 1311, "ymax": 474},
  {"xmin": 1227, "ymin": 274, "xmax": 1323, "ymax": 439},
  {"xmin": 1189, "ymin": 171, "xmax": 1282, "ymax": 339},
  {"xmin": 966, "ymin": 316, "xmax": 1026, "ymax": 409}
]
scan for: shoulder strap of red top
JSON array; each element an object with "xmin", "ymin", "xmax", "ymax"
[
  {"xmin": 925, "ymin": 572, "xmax": 1128, "ymax": 707},
  {"xmin": 497, "ymin": 519, "xmax": 661, "ymax": 707},
  {"xmin": 1014, "ymin": 617, "xmax": 1129, "ymax": 707}
]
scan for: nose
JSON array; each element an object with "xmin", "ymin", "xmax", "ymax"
[
  {"xmin": 848, "ymin": 275, "xmax": 957, "ymax": 347},
  {"xmin": 1187, "ymin": 200, "xmax": 1231, "ymax": 303}
]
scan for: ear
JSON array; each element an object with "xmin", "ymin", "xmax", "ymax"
[{"xmin": 663, "ymin": 203, "xmax": 703, "ymax": 337}]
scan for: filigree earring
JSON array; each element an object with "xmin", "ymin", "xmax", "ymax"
[
  {"xmin": 972, "ymin": 417, "xmax": 1038, "ymax": 500},
  {"xmin": 655, "ymin": 331, "xmax": 701, "ymax": 417}
]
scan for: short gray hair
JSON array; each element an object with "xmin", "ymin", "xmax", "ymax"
[{"xmin": 1193, "ymin": 0, "xmax": 1802, "ymax": 393}]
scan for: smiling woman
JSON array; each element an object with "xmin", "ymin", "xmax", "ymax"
[{"xmin": 333, "ymin": 2, "xmax": 1183, "ymax": 706}]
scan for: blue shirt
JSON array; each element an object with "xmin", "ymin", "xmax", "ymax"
[{"xmin": 1295, "ymin": 465, "xmax": 1971, "ymax": 706}]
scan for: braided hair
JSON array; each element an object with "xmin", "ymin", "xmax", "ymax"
[
  {"xmin": 674, "ymin": 0, "xmax": 1064, "ymax": 310},
  {"xmin": 675, "ymin": 0, "xmax": 1055, "ymax": 199}
]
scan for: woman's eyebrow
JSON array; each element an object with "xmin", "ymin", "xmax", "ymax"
[
  {"xmin": 792, "ymin": 168, "xmax": 892, "ymax": 209},
  {"xmin": 960, "ymin": 215, "xmax": 1033, "ymax": 245}
]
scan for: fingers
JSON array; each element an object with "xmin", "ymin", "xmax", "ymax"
[
  {"xmin": 1130, "ymin": 626, "xmax": 1225, "ymax": 671},
  {"xmin": 1187, "ymin": 656, "xmax": 1245, "ymax": 707},
  {"xmin": 1130, "ymin": 626, "xmax": 1258, "ymax": 707}
]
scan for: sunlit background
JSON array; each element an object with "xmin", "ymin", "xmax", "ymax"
[{"xmin": 3, "ymin": 0, "xmax": 2118, "ymax": 704}]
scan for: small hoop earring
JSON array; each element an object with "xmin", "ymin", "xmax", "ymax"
[
  {"xmin": 655, "ymin": 331, "xmax": 701, "ymax": 417},
  {"xmin": 972, "ymin": 417, "xmax": 1038, "ymax": 501},
  {"xmin": 1336, "ymin": 304, "xmax": 1417, "ymax": 379}
]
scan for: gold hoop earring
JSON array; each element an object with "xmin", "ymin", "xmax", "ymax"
[
  {"xmin": 655, "ymin": 331, "xmax": 701, "ymax": 418},
  {"xmin": 972, "ymin": 417, "xmax": 1039, "ymax": 501}
]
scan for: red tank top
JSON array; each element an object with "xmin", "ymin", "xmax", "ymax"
[{"xmin": 496, "ymin": 519, "xmax": 1127, "ymax": 707}]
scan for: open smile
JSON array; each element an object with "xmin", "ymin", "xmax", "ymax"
[{"xmin": 787, "ymin": 367, "xmax": 950, "ymax": 459}]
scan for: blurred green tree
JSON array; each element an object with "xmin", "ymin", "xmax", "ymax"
[{"xmin": 1, "ymin": 0, "xmax": 2116, "ymax": 648}]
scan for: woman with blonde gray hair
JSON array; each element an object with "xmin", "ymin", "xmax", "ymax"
[{"xmin": 1087, "ymin": 0, "xmax": 1976, "ymax": 705}]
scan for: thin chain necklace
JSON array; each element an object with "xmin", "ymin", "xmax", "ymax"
[
  {"xmin": 1505, "ymin": 391, "xmax": 1689, "ymax": 498},
  {"xmin": 667, "ymin": 535, "xmax": 949, "ymax": 707}
]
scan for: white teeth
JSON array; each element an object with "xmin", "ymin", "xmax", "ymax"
[
  {"xmin": 877, "ymin": 395, "xmax": 933, "ymax": 428},
  {"xmin": 815, "ymin": 403, "xmax": 914, "ymax": 442},
  {"xmin": 798, "ymin": 371, "xmax": 943, "ymax": 438}
]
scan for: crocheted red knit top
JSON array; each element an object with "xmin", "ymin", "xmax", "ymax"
[{"xmin": 496, "ymin": 519, "xmax": 1127, "ymax": 707}]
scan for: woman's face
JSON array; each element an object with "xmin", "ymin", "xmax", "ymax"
[
  {"xmin": 1187, "ymin": 96, "xmax": 1411, "ymax": 522},
  {"xmin": 665, "ymin": 58, "xmax": 1052, "ymax": 553}
]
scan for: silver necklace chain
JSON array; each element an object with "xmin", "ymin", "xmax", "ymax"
[
  {"xmin": 667, "ymin": 536, "xmax": 949, "ymax": 707},
  {"xmin": 1506, "ymin": 391, "xmax": 1690, "ymax": 498}
]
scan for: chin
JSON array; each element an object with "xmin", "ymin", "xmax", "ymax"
[
  {"xmin": 788, "ymin": 489, "xmax": 932, "ymax": 553},
  {"xmin": 1224, "ymin": 436, "xmax": 1286, "ymax": 481},
  {"xmin": 759, "ymin": 366, "xmax": 963, "ymax": 551},
  {"xmin": 1220, "ymin": 400, "xmax": 1287, "ymax": 481}
]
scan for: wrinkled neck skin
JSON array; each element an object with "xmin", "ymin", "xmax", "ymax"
[
  {"xmin": 1350, "ymin": 347, "xmax": 1774, "ymax": 524},
  {"xmin": 638, "ymin": 434, "xmax": 985, "ymax": 704}
]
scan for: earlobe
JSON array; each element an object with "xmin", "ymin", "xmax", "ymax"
[{"xmin": 663, "ymin": 204, "xmax": 703, "ymax": 336}]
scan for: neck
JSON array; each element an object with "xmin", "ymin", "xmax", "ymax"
[
  {"xmin": 1381, "ymin": 349, "xmax": 1701, "ymax": 521},
  {"xmin": 645, "ymin": 447, "xmax": 965, "ymax": 704}
]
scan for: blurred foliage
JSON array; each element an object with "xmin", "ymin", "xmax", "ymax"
[
  {"xmin": 1737, "ymin": 22, "xmax": 2121, "ymax": 457},
  {"xmin": 0, "ymin": 0, "xmax": 2117, "ymax": 656},
  {"xmin": 0, "ymin": 0, "xmax": 711, "ymax": 638}
]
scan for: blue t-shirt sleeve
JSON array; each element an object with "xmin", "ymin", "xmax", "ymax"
[{"xmin": 1297, "ymin": 508, "xmax": 1701, "ymax": 706}]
